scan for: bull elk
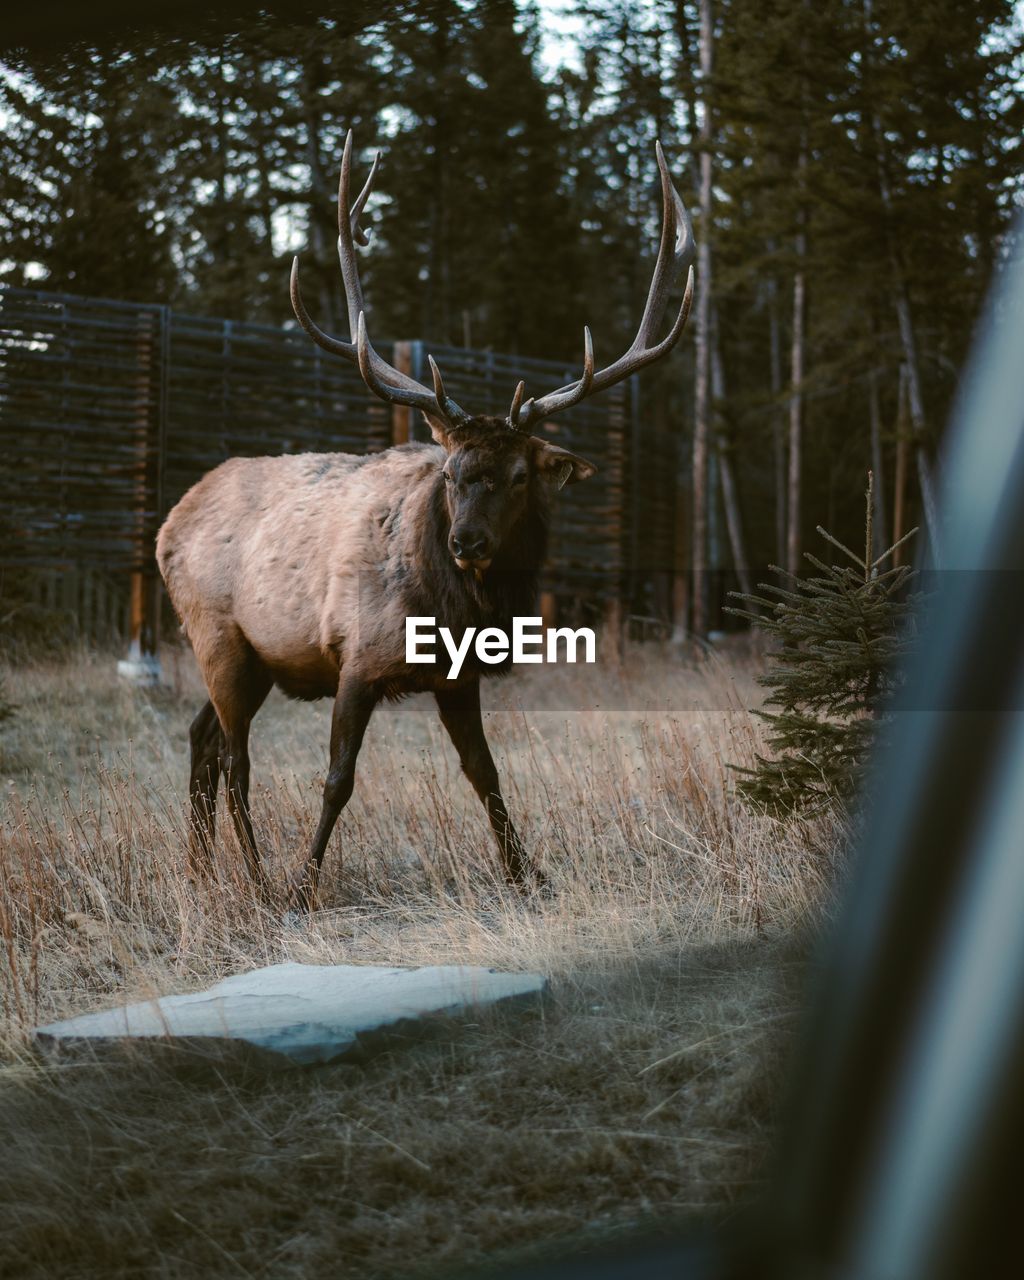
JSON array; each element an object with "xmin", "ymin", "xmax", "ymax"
[{"xmin": 157, "ymin": 132, "xmax": 695, "ymax": 909}]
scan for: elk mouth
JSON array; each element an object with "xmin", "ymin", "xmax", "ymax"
[{"xmin": 454, "ymin": 556, "xmax": 492, "ymax": 573}]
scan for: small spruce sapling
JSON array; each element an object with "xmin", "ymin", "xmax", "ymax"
[{"xmin": 726, "ymin": 474, "xmax": 921, "ymax": 819}]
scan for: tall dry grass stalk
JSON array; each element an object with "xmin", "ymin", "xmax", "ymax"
[
  {"xmin": 0, "ymin": 643, "xmax": 841, "ymax": 1278},
  {"xmin": 0, "ymin": 642, "xmax": 835, "ymax": 1050}
]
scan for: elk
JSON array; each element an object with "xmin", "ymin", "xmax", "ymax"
[{"xmin": 156, "ymin": 132, "xmax": 695, "ymax": 909}]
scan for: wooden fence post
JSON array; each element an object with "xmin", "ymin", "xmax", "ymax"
[
  {"xmin": 118, "ymin": 309, "xmax": 163, "ymax": 684},
  {"xmin": 600, "ymin": 597, "xmax": 624, "ymax": 666},
  {"xmin": 3, "ymin": 287, "xmax": 683, "ymax": 662},
  {"xmin": 600, "ymin": 382, "xmax": 628, "ymax": 666},
  {"xmin": 391, "ymin": 341, "xmax": 413, "ymax": 444}
]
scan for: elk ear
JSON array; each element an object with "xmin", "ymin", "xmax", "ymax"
[
  {"xmin": 423, "ymin": 411, "xmax": 453, "ymax": 449},
  {"xmin": 531, "ymin": 440, "xmax": 598, "ymax": 488}
]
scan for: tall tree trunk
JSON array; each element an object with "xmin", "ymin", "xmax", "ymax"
[
  {"xmin": 862, "ymin": 0, "xmax": 941, "ymax": 563},
  {"xmin": 301, "ymin": 57, "xmax": 333, "ymax": 328},
  {"xmin": 255, "ymin": 119, "xmax": 277, "ymax": 301},
  {"xmin": 253, "ymin": 59, "xmax": 276, "ymax": 269},
  {"xmin": 691, "ymin": 0, "xmax": 714, "ymax": 638},
  {"xmin": 891, "ymin": 364, "xmax": 911, "ymax": 567},
  {"xmin": 767, "ymin": 266, "xmax": 786, "ymax": 567},
  {"xmin": 214, "ymin": 54, "xmax": 232, "ymax": 310},
  {"xmin": 426, "ymin": 16, "xmax": 452, "ymax": 343},
  {"xmin": 257, "ymin": 149, "xmax": 275, "ymax": 263},
  {"xmin": 889, "ymin": 265, "xmax": 941, "ymax": 560},
  {"xmin": 868, "ymin": 365, "xmax": 889, "ymax": 558},
  {"xmin": 711, "ymin": 311, "xmax": 752, "ymax": 597},
  {"xmin": 787, "ymin": 150, "xmax": 807, "ymax": 579}
]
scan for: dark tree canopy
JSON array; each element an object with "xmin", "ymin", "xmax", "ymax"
[{"xmin": 1, "ymin": 0, "xmax": 1020, "ymax": 611}]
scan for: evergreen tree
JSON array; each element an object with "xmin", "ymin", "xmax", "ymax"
[
  {"xmin": 172, "ymin": 40, "xmax": 287, "ymax": 320},
  {"xmin": 727, "ymin": 475, "xmax": 921, "ymax": 818},
  {"xmin": 1, "ymin": 0, "xmax": 1019, "ymax": 587},
  {"xmin": 367, "ymin": 0, "xmax": 581, "ymax": 356},
  {"xmin": 1, "ymin": 48, "xmax": 181, "ymax": 301},
  {"xmin": 553, "ymin": 0, "xmax": 689, "ymax": 366}
]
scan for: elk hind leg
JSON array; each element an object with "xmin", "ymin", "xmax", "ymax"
[
  {"xmin": 188, "ymin": 699, "xmax": 223, "ymax": 876},
  {"xmin": 435, "ymin": 681, "xmax": 543, "ymax": 890},
  {"xmin": 199, "ymin": 630, "xmax": 273, "ymax": 893},
  {"xmin": 291, "ymin": 673, "xmax": 378, "ymax": 912}
]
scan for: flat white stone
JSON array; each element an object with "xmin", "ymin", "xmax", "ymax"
[{"xmin": 35, "ymin": 963, "xmax": 547, "ymax": 1068}]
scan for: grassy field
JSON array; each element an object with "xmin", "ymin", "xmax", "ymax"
[{"xmin": 0, "ymin": 643, "xmax": 836, "ymax": 1279}]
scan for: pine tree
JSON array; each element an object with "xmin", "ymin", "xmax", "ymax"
[
  {"xmin": 368, "ymin": 0, "xmax": 581, "ymax": 356},
  {"xmin": 727, "ymin": 475, "xmax": 921, "ymax": 818},
  {"xmin": 2, "ymin": 0, "xmax": 1019, "ymax": 582},
  {"xmin": 1, "ymin": 47, "xmax": 181, "ymax": 301}
]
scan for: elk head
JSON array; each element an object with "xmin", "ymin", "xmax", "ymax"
[
  {"xmin": 415, "ymin": 415, "xmax": 593, "ymax": 570},
  {"xmin": 290, "ymin": 131, "xmax": 696, "ymax": 573}
]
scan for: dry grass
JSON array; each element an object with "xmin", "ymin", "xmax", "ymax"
[{"xmin": 0, "ymin": 642, "xmax": 837, "ymax": 1278}]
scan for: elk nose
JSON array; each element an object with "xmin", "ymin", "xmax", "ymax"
[{"xmin": 451, "ymin": 531, "xmax": 489, "ymax": 561}]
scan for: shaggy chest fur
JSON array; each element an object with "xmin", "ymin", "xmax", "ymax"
[
  {"xmin": 393, "ymin": 475, "xmax": 546, "ymax": 638},
  {"xmin": 366, "ymin": 453, "xmax": 549, "ymax": 693}
]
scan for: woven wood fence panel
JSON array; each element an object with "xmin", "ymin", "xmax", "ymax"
[{"xmin": 1, "ymin": 286, "xmax": 678, "ymax": 632}]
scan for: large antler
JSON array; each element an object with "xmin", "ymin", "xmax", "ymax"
[
  {"xmin": 508, "ymin": 141, "xmax": 696, "ymax": 433},
  {"xmin": 290, "ymin": 131, "xmax": 469, "ymax": 427}
]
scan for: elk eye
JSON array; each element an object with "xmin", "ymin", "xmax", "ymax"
[{"xmin": 442, "ymin": 471, "xmax": 452, "ymax": 483}]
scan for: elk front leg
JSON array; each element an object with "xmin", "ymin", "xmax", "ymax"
[
  {"xmin": 290, "ymin": 674, "xmax": 378, "ymax": 911},
  {"xmin": 435, "ymin": 680, "xmax": 543, "ymax": 890}
]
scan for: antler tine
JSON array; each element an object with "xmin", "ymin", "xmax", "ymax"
[
  {"xmin": 429, "ymin": 355, "xmax": 471, "ymax": 427},
  {"xmin": 632, "ymin": 140, "xmax": 694, "ymax": 351},
  {"xmin": 291, "ymin": 131, "xmax": 468, "ymax": 428},
  {"xmin": 517, "ymin": 141, "xmax": 696, "ymax": 431},
  {"xmin": 356, "ymin": 313, "xmax": 469, "ymax": 423},
  {"xmin": 512, "ymin": 328, "xmax": 594, "ymax": 430},
  {"xmin": 290, "ymin": 256, "xmax": 354, "ymax": 358},
  {"xmin": 348, "ymin": 149, "xmax": 380, "ymax": 248},
  {"xmin": 356, "ymin": 312, "xmax": 435, "ymax": 413},
  {"xmin": 336, "ymin": 129, "xmax": 367, "ymax": 338},
  {"xmin": 507, "ymin": 380, "xmax": 526, "ymax": 429}
]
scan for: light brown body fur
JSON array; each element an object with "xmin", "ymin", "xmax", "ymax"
[{"xmin": 159, "ymin": 444, "xmax": 444, "ymax": 702}]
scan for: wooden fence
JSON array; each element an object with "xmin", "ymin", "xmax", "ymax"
[{"xmin": 0, "ymin": 285, "xmax": 684, "ymax": 649}]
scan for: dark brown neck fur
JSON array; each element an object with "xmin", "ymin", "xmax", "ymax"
[{"xmin": 391, "ymin": 466, "xmax": 549, "ymax": 674}]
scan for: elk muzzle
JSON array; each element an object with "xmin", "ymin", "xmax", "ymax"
[{"xmin": 450, "ymin": 528, "xmax": 492, "ymax": 571}]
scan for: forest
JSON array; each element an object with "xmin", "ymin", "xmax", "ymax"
[
  {"xmin": 1, "ymin": 8, "xmax": 1022, "ymax": 1274},
  {"xmin": 2, "ymin": 0, "xmax": 1021, "ymax": 630}
]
